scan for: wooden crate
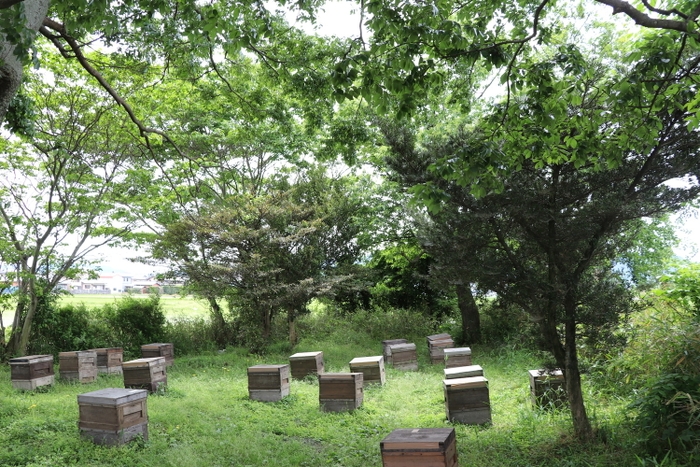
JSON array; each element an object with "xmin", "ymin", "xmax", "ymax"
[
  {"xmin": 427, "ymin": 333, "xmax": 454, "ymax": 365},
  {"xmin": 380, "ymin": 428, "xmax": 458, "ymax": 467},
  {"xmin": 319, "ymin": 373, "xmax": 363, "ymax": 412},
  {"xmin": 349, "ymin": 356, "xmax": 386, "ymax": 386},
  {"xmin": 247, "ymin": 364, "xmax": 290, "ymax": 402},
  {"xmin": 141, "ymin": 343, "xmax": 174, "ymax": 367},
  {"xmin": 388, "ymin": 343, "xmax": 418, "ymax": 371},
  {"xmin": 529, "ymin": 369, "xmax": 566, "ymax": 409},
  {"xmin": 444, "ymin": 347, "xmax": 472, "ymax": 368},
  {"xmin": 123, "ymin": 357, "xmax": 167, "ymax": 393},
  {"xmin": 59, "ymin": 351, "xmax": 98, "ymax": 383},
  {"xmin": 77, "ymin": 388, "xmax": 148, "ymax": 445},
  {"xmin": 443, "ymin": 376, "xmax": 491, "ymax": 425},
  {"xmin": 9, "ymin": 355, "xmax": 55, "ymax": 390},
  {"xmin": 381, "ymin": 339, "xmax": 408, "ymax": 365},
  {"xmin": 289, "ymin": 351, "xmax": 324, "ymax": 380},
  {"xmin": 89, "ymin": 347, "xmax": 123, "ymax": 375},
  {"xmin": 444, "ymin": 365, "xmax": 483, "ymax": 380}
]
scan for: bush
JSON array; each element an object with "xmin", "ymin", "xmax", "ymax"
[
  {"xmin": 30, "ymin": 303, "xmax": 95, "ymax": 355},
  {"xmin": 102, "ymin": 294, "xmax": 166, "ymax": 357},
  {"xmin": 164, "ymin": 318, "xmax": 219, "ymax": 355}
]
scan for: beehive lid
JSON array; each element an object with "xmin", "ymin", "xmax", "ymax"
[
  {"xmin": 444, "ymin": 347, "xmax": 471, "ymax": 356},
  {"xmin": 529, "ymin": 369, "xmax": 564, "ymax": 381},
  {"xmin": 77, "ymin": 388, "xmax": 148, "ymax": 405},
  {"xmin": 319, "ymin": 372, "xmax": 363, "ymax": 382},
  {"xmin": 349, "ymin": 356, "xmax": 383, "ymax": 366},
  {"xmin": 247, "ymin": 364, "xmax": 288, "ymax": 373},
  {"xmin": 381, "ymin": 338, "xmax": 408, "ymax": 346},
  {"xmin": 389, "ymin": 343, "xmax": 416, "ymax": 352},
  {"xmin": 9, "ymin": 355, "xmax": 53, "ymax": 364},
  {"xmin": 123, "ymin": 357, "xmax": 165, "ymax": 368},
  {"xmin": 381, "ymin": 428, "xmax": 455, "ymax": 451},
  {"xmin": 89, "ymin": 347, "xmax": 122, "ymax": 353},
  {"xmin": 289, "ymin": 351, "xmax": 322, "ymax": 359},
  {"xmin": 443, "ymin": 376, "xmax": 488, "ymax": 389},
  {"xmin": 59, "ymin": 350, "xmax": 95, "ymax": 358},
  {"xmin": 142, "ymin": 343, "xmax": 171, "ymax": 349},
  {"xmin": 444, "ymin": 365, "xmax": 483, "ymax": 379}
]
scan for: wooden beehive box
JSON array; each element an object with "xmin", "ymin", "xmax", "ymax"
[
  {"xmin": 77, "ymin": 388, "xmax": 148, "ymax": 445},
  {"xmin": 318, "ymin": 372, "xmax": 363, "ymax": 412},
  {"xmin": 59, "ymin": 351, "xmax": 98, "ymax": 383},
  {"xmin": 388, "ymin": 343, "xmax": 418, "ymax": 371},
  {"xmin": 349, "ymin": 356, "xmax": 386, "ymax": 386},
  {"xmin": 123, "ymin": 357, "xmax": 167, "ymax": 393},
  {"xmin": 443, "ymin": 376, "xmax": 491, "ymax": 425},
  {"xmin": 380, "ymin": 428, "xmax": 458, "ymax": 467},
  {"xmin": 444, "ymin": 347, "xmax": 472, "ymax": 368},
  {"xmin": 529, "ymin": 369, "xmax": 566, "ymax": 409},
  {"xmin": 289, "ymin": 351, "xmax": 324, "ymax": 380},
  {"xmin": 427, "ymin": 333, "xmax": 454, "ymax": 364},
  {"xmin": 141, "ymin": 343, "xmax": 174, "ymax": 367},
  {"xmin": 89, "ymin": 347, "xmax": 123, "ymax": 375},
  {"xmin": 9, "ymin": 354, "xmax": 55, "ymax": 390},
  {"xmin": 381, "ymin": 339, "xmax": 408, "ymax": 365},
  {"xmin": 444, "ymin": 364, "xmax": 483, "ymax": 380},
  {"xmin": 247, "ymin": 364, "xmax": 290, "ymax": 402}
]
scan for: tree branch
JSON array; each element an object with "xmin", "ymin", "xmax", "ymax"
[
  {"xmin": 595, "ymin": 0, "xmax": 693, "ymax": 34},
  {"xmin": 0, "ymin": 0, "xmax": 23, "ymax": 9}
]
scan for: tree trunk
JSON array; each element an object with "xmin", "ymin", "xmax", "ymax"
[
  {"xmin": 564, "ymin": 290, "xmax": 593, "ymax": 440},
  {"xmin": 207, "ymin": 296, "xmax": 227, "ymax": 347},
  {"xmin": 0, "ymin": 0, "xmax": 50, "ymax": 122},
  {"xmin": 288, "ymin": 309, "xmax": 297, "ymax": 346},
  {"xmin": 456, "ymin": 282, "xmax": 481, "ymax": 344}
]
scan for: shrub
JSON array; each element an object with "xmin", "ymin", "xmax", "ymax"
[
  {"xmin": 29, "ymin": 303, "xmax": 95, "ymax": 355},
  {"xmin": 103, "ymin": 294, "xmax": 166, "ymax": 357}
]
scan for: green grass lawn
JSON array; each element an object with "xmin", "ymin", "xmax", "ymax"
[
  {"xmin": 0, "ymin": 342, "xmax": 645, "ymax": 467},
  {"xmin": 58, "ymin": 294, "xmax": 210, "ymax": 320}
]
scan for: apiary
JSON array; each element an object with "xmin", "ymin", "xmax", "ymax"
[
  {"xmin": 77, "ymin": 388, "xmax": 148, "ymax": 445},
  {"xmin": 247, "ymin": 364, "xmax": 290, "ymax": 402},
  {"xmin": 288, "ymin": 351, "xmax": 324, "ymax": 379},
  {"xmin": 9, "ymin": 354, "xmax": 54, "ymax": 390},
  {"xmin": 59, "ymin": 351, "xmax": 98, "ymax": 383},
  {"xmin": 444, "ymin": 347, "xmax": 472, "ymax": 368},
  {"xmin": 140, "ymin": 343, "xmax": 174, "ymax": 367},
  {"xmin": 380, "ymin": 428, "xmax": 458, "ymax": 467},
  {"xmin": 443, "ymin": 376, "xmax": 491, "ymax": 425},
  {"xmin": 349, "ymin": 356, "xmax": 386, "ymax": 386},
  {"xmin": 381, "ymin": 339, "xmax": 408, "ymax": 365},
  {"xmin": 529, "ymin": 369, "xmax": 567, "ymax": 409},
  {"xmin": 427, "ymin": 333, "xmax": 454, "ymax": 365},
  {"xmin": 89, "ymin": 347, "xmax": 123, "ymax": 375},
  {"xmin": 122, "ymin": 357, "xmax": 167, "ymax": 393},
  {"xmin": 318, "ymin": 372, "xmax": 363, "ymax": 412},
  {"xmin": 388, "ymin": 343, "xmax": 418, "ymax": 371}
]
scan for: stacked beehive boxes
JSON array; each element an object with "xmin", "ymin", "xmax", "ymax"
[
  {"xmin": 9, "ymin": 355, "xmax": 55, "ymax": 390},
  {"xmin": 349, "ymin": 356, "xmax": 386, "ymax": 386},
  {"xmin": 141, "ymin": 343, "xmax": 174, "ymax": 367},
  {"xmin": 288, "ymin": 351, "xmax": 324, "ymax": 379},
  {"xmin": 381, "ymin": 339, "xmax": 408, "ymax": 365},
  {"xmin": 443, "ymin": 376, "xmax": 491, "ymax": 424},
  {"xmin": 444, "ymin": 347, "xmax": 472, "ymax": 368},
  {"xmin": 388, "ymin": 343, "xmax": 418, "ymax": 371},
  {"xmin": 529, "ymin": 369, "xmax": 567, "ymax": 409},
  {"xmin": 90, "ymin": 347, "xmax": 123, "ymax": 375},
  {"xmin": 247, "ymin": 364, "xmax": 290, "ymax": 402},
  {"xmin": 59, "ymin": 351, "xmax": 98, "ymax": 383},
  {"xmin": 318, "ymin": 373, "xmax": 363, "ymax": 412},
  {"xmin": 444, "ymin": 364, "xmax": 483, "ymax": 380},
  {"xmin": 77, "ymin": 388, "xmax": 148, "ymax": 445},
  {"xmin": 122, "ymin": 357, "xmax": 167, "ymax": 393},
  {"xmin": 427, "ymin": 333, "xmax": 454, "ymax": 364},
  {"xmin": 380, "ymin": 428, "xmax": 458, "ymax": 467}
]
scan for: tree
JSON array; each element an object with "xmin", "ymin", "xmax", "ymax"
[
  {"xmin": 380, "ymin": 49, "xmax": 700, "ymax": 439},
  {"xmin": 0, "ymin": 57, "xmax": 144, "ymax": 357},
  {"xmin": 152, "ymin": 170, "xmax": 368, "ymax": 351}
]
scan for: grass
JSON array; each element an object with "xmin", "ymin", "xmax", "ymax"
[{"xmin": 0, "ymin": 338, "xmax": 650, "ymax": 466}]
